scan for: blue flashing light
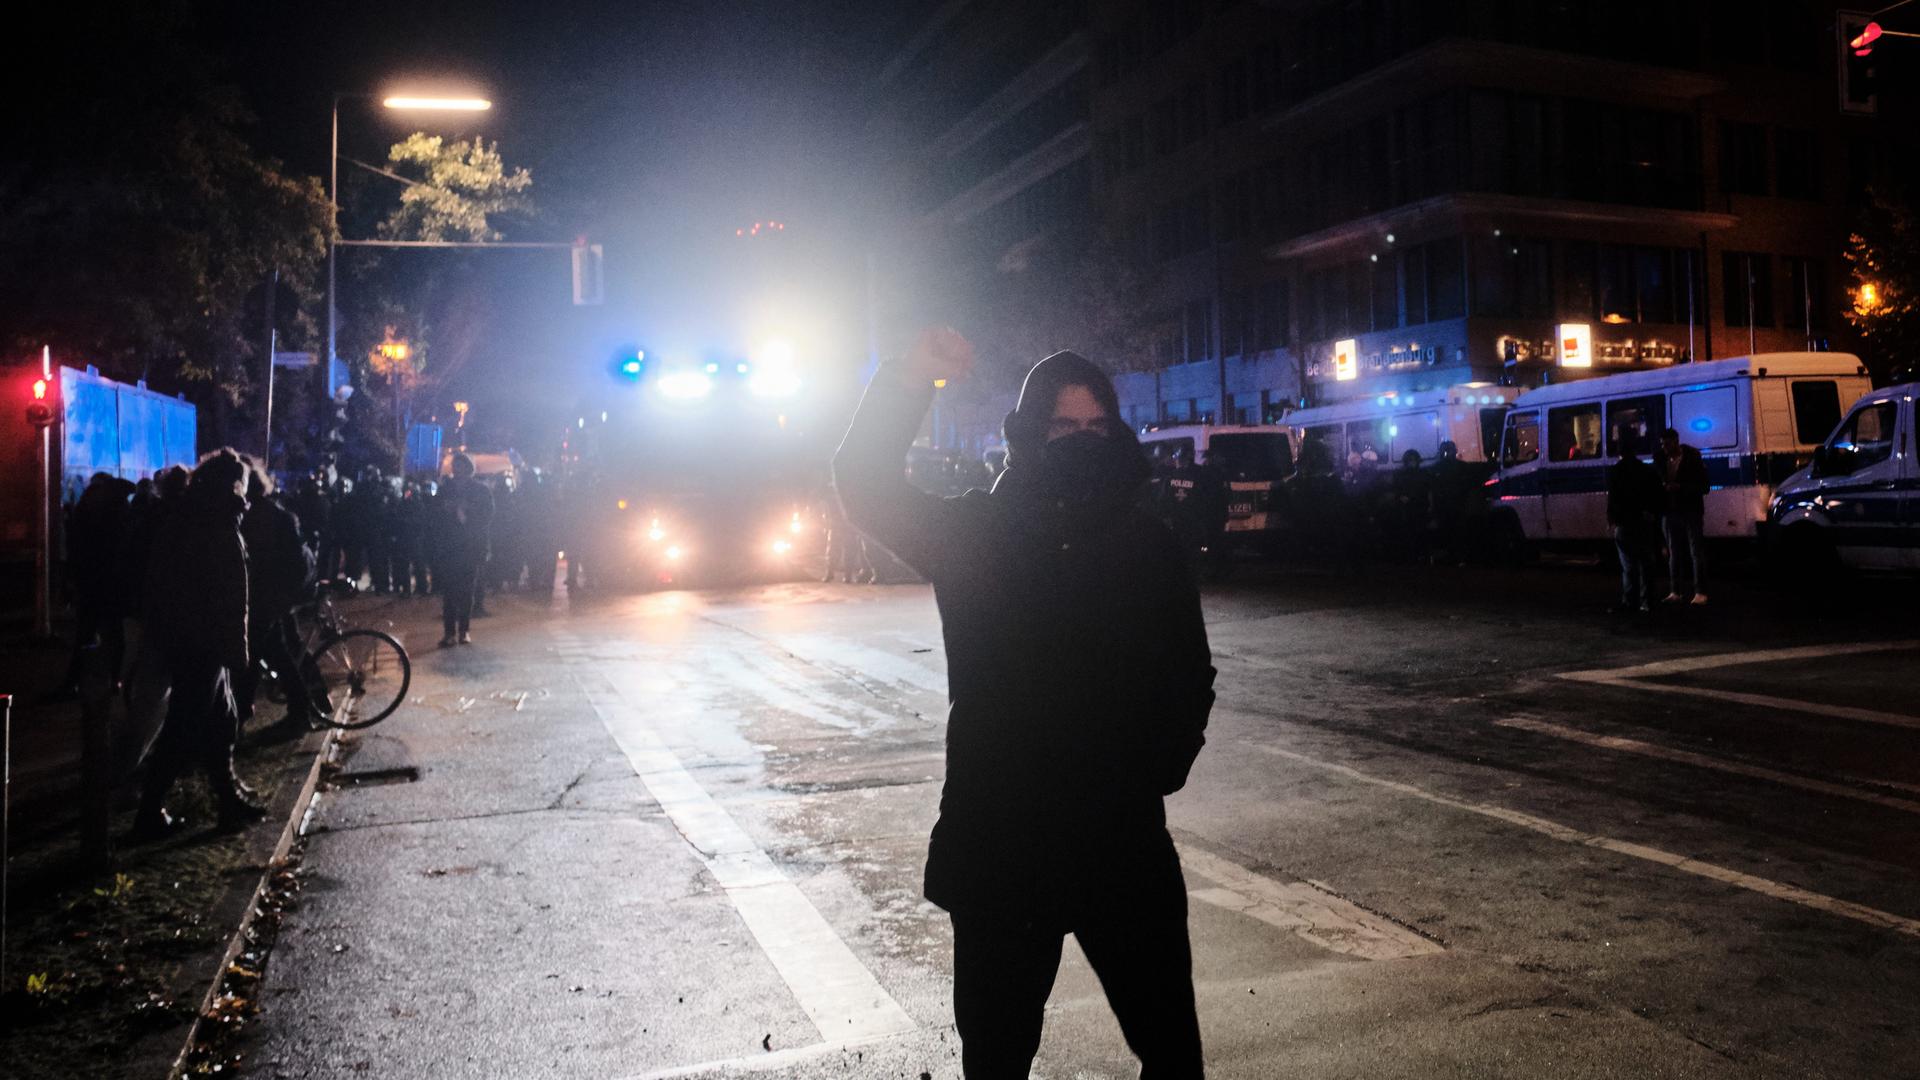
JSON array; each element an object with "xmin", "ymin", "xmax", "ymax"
[
  {"xmin": 703, "ymin": 362, "xmax": 720, "ymax": 374},
  {"xmin": 1689, "ymin": 417, "xmax": 1713, "ymax": 432},
  {"xmin": 619, "ymin": 359, "xmax": 643, "ymax": 376},
  {"xmin": 736, "ymin": 362, "xmax": 750, "ymax": 375}
]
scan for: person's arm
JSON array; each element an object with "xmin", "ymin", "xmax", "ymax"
[
  {"xmin": 832, "ymin": 329, "xmax": 977, "ymax": 579},
  {"xmin": 1152, "ymin": 525, "xmax": 1214, "ymax": 795},
  {"xmin": 831, "ymin": 362, "xmax": 970, "ymax": 578},
  {"xmin": 221, "ymin": 532, "xmax": 251, "ymax": 669}
]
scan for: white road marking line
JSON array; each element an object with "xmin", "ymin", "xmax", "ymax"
[
  {"xmin": 1178, "ymin": 845, "xmax": 1442, "ymax": 960},
  {"xmin": 1569, "ymin": 676, "xmax": 1920, "ymax": 732},
  {"xmin": 1495, "ymin": 716, "xmax": 1920, "ymax": 815},
  {"xmin": 1255, "ymin": 745, "xmax": 1920, "ymax": 940},
  {"xmin": 1553, "ymin": 640, "xmax": 1920, "ymax": 731},
  {"xmin": 1556, "ymin": 640, "xmax": 1920, "ymax": 682},
  {"xmin": 575, "ymin": 680, "xmax": 917, "ymax": 1043}
]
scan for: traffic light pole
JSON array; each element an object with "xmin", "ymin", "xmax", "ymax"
[{"xmin": 33, "ymin": 421, "xmax": 49, "ymax": 640}]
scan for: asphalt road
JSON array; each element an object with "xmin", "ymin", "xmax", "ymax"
[{"xmin": 245, "ymin": 555, "xmax": 1920, "ymax": 1079}]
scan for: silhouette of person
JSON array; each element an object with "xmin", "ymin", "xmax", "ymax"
[{"xmin": 836, "ymin": 330, "xmax": 1213, "ymax": 1078}]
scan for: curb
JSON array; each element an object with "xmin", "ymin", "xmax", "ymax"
[{"xmin": 156, "ymin": 723, "xmax": 344, "ymax": 1080}]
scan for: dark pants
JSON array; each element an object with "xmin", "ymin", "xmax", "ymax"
[
  {"xmin": 441, "ymin": 560, "xmax": 482, "ymax": 635},
  {"xmin": 1613, "ymin": 522, "xmax": 1657, "ymax": 607},
  {"xmin": 232, "ymin": 611, "xmax": 307, "ymax": 723},
  {"xmin": 139, "ymin": 654, "xmax": 243, "ymax": 816},
  {"xmin": 950, "ymin": 898, "xmax": 1203, "ymax": 1079},
  {"xmin": 64, "ymin": 597, "xmax": 125, "ymax": 688},
  {"xmin": 1663, "ymin": 510, "xmax": 1706, "ymax": 596}
]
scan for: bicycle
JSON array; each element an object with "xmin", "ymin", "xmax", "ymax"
[{"xmin": 263, "ymin": 578, "xmax": 412, "ymax": 729}]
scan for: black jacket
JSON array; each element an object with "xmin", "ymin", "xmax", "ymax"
[
  {"xmin": 243, "ymin": 496, "xmax": 311, "ymax": 624},
  {"xmin": 1658, "ymin": 444, "xmax": 1710, "ymax": 516},
  {"xmin": 834, "ymin": 364, "xmax": 1214, "ymax": 920},
  {"xmin": 433, "ymin": 476, "xmax": 494, "ymax": 565},
  {"xmin": 143, "ymin": 487, "xmax": 249, "ymax": 668},
  {"xmin": 1607, "ymin": 454, "xmax": 1666, "ymax": 528}
]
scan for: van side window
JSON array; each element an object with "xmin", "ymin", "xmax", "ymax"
[
  {"xmin": 1671, "ymin": 386, "xmax": 1738, "ymax": 449},
  {"xmin": 1830, "ymin": 401, "xmax": 1898, "ymax": 469},
  {"xmin": 1391, "ymin": 411, "xmax": 1441, "ymax": 461},
  {"xmin": 1789, "ymin": 380, "xmax": 1842, "ymax": 445},
  {"xmin": 1547, "ymin": 403, "xmax": 1603, "ymax": 462},
  {"xmin": 1303, "ymin": 425, "xmax": 1344, "ymax": 469},
  {"xmin": 1477, "ymin": 408, "xmax": 1507, "ymax": 461},
  {"xmin": 1502, "ymin": 410, "xmax": 1540, "ymax": 466},
  {"xmin": 1345, "ymin": 418, "xmax": 1389, "ymax": 467},
  {"xmin": 1606, "ymin": 395, "xmax": 1665, "ymax": 459}
]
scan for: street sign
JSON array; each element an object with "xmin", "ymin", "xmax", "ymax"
[{"xmin": 273, "ymin": 350, "xmax": 316, "ymax": 369}]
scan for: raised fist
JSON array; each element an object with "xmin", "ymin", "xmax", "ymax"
[{"xmin": 899, "ymin": 325, "xmax": 974, "ymax": 388}]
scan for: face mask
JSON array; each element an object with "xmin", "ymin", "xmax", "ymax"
[{"xmin": 1033, "ymin": 431, "xmax": 1147, "ymax": 501}]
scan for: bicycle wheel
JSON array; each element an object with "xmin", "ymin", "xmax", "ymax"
[{"xmin": 309, "ymin": 629, "xmax": 412, "ymax": 729}]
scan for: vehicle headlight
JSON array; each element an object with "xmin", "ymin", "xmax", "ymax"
[
  {"xmin": 664, "ymin": 544, "xmax": 685, "ymax": 561},
  {"xmin": 770, "ymin": 538, "xmax": 792, "ymax": 556}
]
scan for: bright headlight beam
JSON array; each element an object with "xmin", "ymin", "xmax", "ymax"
[
  {"xmin": 659, "ymin": 371, "xmax": 713, "ymax": 400},
  {"xmin": 748, "ymin": 370, "xmax": 801, "ymax": 398}
]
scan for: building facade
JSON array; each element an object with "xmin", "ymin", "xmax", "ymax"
[
  {"xmin": 865, "ymin": 1, "xmax": 1899, "ymax": 446},
  {"xmin": 1092, "ymin": 0, "xmax": 1894, "ymax": 425}
]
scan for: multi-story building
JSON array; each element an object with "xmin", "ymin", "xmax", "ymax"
[
  {"xmin": 1092, "ymin": 0, "xmax": 1899, "ymax": 424},
  {"xmin": 860, "ymin": 0, "xmax": 1094, "ymax": 448},
  {"xmin": 864, "ymin": 1, "xmax": 1902, "ymax": 446}
]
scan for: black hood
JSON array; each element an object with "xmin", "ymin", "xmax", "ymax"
[{"xmin": 994, "ymin": 350, "xmax": 1149, "ymax": 506}]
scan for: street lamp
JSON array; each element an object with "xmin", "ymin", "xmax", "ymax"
[{"xmin": 326, "ymin": 91, "xmax": 493, "ymax": 392}]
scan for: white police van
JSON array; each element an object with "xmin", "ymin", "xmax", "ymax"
[
  {"xmin": 1769, "ymin": 380, "xmax": 1919, "ymax": 571},
  {"xmin": 1487, "ymin": 353, "xmax": 1873, "ymax": 551},
  {"xmin": 1287, "ymin": 383, "xmax": 1516, "ymax": 480},
  {"xmin": 1137, "ymin": 424, "xmax": 1293, "ymax": 539}
]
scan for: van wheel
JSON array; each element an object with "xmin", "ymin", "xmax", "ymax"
[
  {"xmin": 1777, "ymin": 524, "xmax": 1839, "ymax": 588},
  {"xmin": 1485, "ymin": 510, "xmax": 1534, "ymax": 566}
]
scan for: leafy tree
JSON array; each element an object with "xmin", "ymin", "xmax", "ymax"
[
  {"xmin": 379, "ymin": 135, "xmax": 534, "ymax": 244},
  {"xmin": 1845, "ymin": 189, "xmax": 1920, "ymax": 382},
  {"xmin": 0, "ymin": 8, "xmax": 330, "ymax": 447}
]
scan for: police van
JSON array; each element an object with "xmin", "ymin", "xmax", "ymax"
[
  {"xmin": 1137, "ymin": 424, "xmax": 1293, "ymax": 541},
  {"xmin": 1487, "ymin": 353, "xmax": 1873, "ymax": 551},
  {"xmin": 1287, "ymin": 383, "xmax": 1516, "ymax": 480},
  {"xmin": 1769, "ymin": 380, "xmax": 1919, "ymax": 571}
]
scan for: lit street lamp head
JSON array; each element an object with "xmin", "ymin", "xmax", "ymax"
[{"xmin": 382, "ymin": 96, "xmax": 492, "ymax": 112}]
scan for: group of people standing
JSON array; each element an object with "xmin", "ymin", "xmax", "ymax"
[
  {"xmin": 57, "ymin": 449, "xmax": 543, "ymax": 839},
  {"xmin": 1607, "ymin": 427, "xmax": 1712, "ymax": 612}
]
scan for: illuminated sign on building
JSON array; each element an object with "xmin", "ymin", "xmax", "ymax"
[
  {"xmin": 1333, "ymin": 338, "xmax": 1358, "ymax": 381},
  {"xmin": 1557, "ymin": 323, "xmax": 1591, "ymax": 368}
]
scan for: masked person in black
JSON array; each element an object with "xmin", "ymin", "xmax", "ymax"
[{"xmin": 835, "ymin": 330, "xmax": 1214, "ymax": 1079}]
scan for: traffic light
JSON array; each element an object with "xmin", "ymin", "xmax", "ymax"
[
  {"xmin": 572, "ymin": 241, "xmax": 604, "ymax": 306},
  {"xmin": 1840, "ymin": 12, "xmax": 1879, "ymax": 114},
  {"xmin": 25, "ymin": 377, "xmax": 54, "ymax": 428}
]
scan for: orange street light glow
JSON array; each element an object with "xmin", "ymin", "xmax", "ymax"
[{"xmin": 383, "ymin": 96, "xmax": 492, "ymax": 111}]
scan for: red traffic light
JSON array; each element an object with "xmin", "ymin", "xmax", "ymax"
[{"xmin": 1852, "ymin": 21, "xmax": 1882, "ymax": 56}]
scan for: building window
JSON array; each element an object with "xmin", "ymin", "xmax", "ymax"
[
  {"xmin": 1783, "ymin": 256, "xmax": 1828, "ymax": 333},
  {"xmin": 1179, "ymin": 80, "xmax": 1209, "ymax": 146},
  {"xmin": 1217, "ymin": 57, "xmax": 1249, "ymax": 126},
  {"xmin": 1150, "ymin": 97, "xmax": 1177, "ymax": 157},
  {"xmin": 1251, "ymin": 279, "xmax": 1290, "ymax": 352},
  {"xmin": 1719, "ymin": 122, "xmax": 1769, "ymax": 195},
  {"xmin": 1215, "ymin": 171, "xmax": 1251, "ymax": 241},
  {"xmin": 1424, "ymin": 237, "xmax": 1465, "ymax": 322},
  {"xmin": 1775, "ymin": 128, "xmax": 1820, "ymax": 200},
  {"xmin": 1122, "ymin": 116, "xmax": 1146, "ymax": 172},
  {"xmin": 1723, "ymin": 251, "xmax": 1774, "ymax": 327},
  {"xmin": 1472, "ymin": 236, "xmax": 1552, "ymax": 319},
  {"xmin": 1183, "ymin": 297, "xmax": 1214, "ymax": 363},
  {"xmin": 1180, "ymin": 189, "xmax": 1211, "ymax": 255}
]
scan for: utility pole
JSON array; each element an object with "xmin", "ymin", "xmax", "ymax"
[{"xmin": 263, "ymin": 267, "xmax": 278, "ymax": 469}]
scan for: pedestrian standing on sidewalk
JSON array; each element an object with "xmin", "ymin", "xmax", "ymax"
[
  {"xmin": 1606, "ymin": 450, "xmax": 1664, "ymax": 614},
  {"xmin": 1657, "ymin": 427, "xmax": 1710, "ymax": 605},
  {"xmin": 132, "ymin": 448, "xmax": 264, "ymax": 839},
  {"xmin": 836, "ymin": 329, "xmax": 1215, "ymax": 1079},
  {"xmin": 432, "ymin": 453, "xmax": 493, "ymax": 647},
  {"xmin": 61, "ymin": 471, "xmax": 136, "ymax": 693},
  {"xmin": 234, "ymin": 459, "xmax": 316, "ymax": 728}
]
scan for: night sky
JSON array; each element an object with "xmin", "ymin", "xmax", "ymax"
[{"xmin": 188, "ymin": 0, "xmax": 912, "ymax": 448}]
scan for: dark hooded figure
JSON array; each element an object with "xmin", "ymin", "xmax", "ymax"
[
  {"xmin": 133, "ymin": 449, "xmax": 264, "ymax": 838},
  {"xmin": 835, "ymin": 330, "xmax": 1213, "ymax": 1078}
]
